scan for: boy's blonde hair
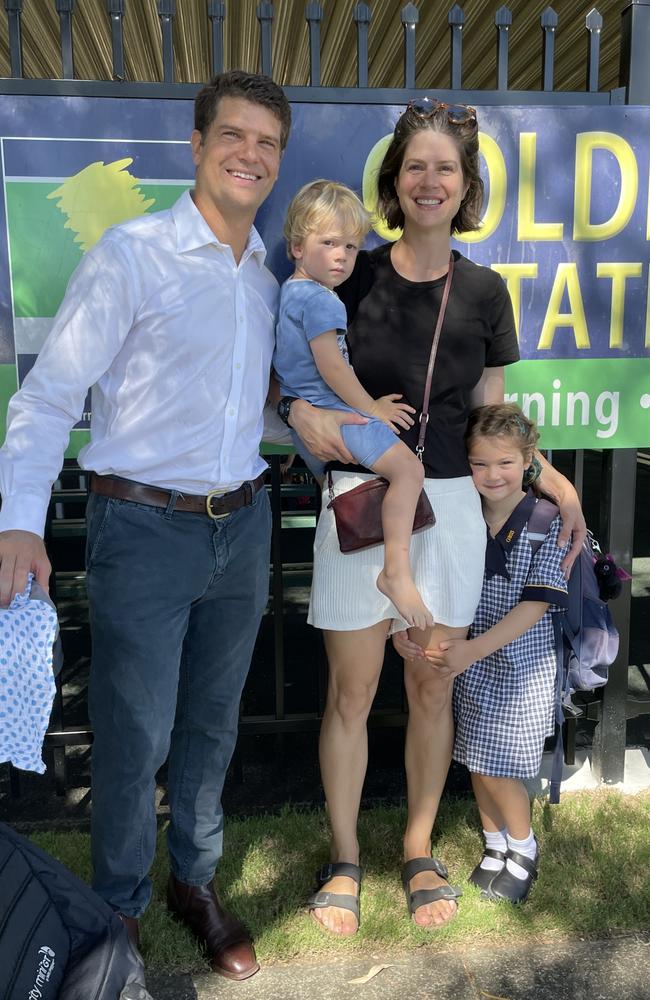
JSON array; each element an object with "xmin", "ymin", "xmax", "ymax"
[
  {"xmin": 284, "ymin": 179, "xmax": 372, "ymax": 260},
  {"xmin": 465, "ymin": 403, "xmax": 540, "ymax": 458}
]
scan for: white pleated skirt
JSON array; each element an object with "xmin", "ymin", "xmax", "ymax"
[{"xmin": 308, "ymin": 472, "xmax": 486, "ymax": 634}]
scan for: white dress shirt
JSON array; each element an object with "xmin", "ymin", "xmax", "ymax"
[{"xmin": 0, "ymin": 190, "xmax": 279, "ymax": 537}]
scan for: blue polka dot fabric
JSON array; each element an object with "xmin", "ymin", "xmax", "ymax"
[{"xmin": 0, "ymin": 574, "xmax": 58, "ymax": 774}]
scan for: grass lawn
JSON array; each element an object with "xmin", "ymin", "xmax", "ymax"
[{"xmin": 31, "ymin": 790, "xmax": 650, "ymax": 973}]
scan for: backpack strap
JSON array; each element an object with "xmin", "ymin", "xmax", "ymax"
[
  {"xmin": 526, "ymin": 497, "xmax": 565, "ymax": 804},
  {"xmin": 526, "ymin": 497, "xmax": 559, "ymax": 556}
]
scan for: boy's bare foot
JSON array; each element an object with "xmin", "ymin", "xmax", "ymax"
[{"xmin": 376, "ymin": 570, "xmax": 433, "ymax": 630}]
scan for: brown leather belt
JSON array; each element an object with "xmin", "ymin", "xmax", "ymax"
[{"xmin": 89, "ymin": 472, "xmax": 266, "ymax": 519}]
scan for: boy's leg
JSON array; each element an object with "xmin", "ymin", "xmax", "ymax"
[{"xmin": 371, "ymin": 442, "xmax": 431, "ymax": 629}]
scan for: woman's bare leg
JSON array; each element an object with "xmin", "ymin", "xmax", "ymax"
[
  {"xmin": 372, "ymin": 443, "xmax": 432, "ymax": 630},
  {"xmin": 402, "ymin": 623, "xmax": 469, "ymax": 928},
  {"xmin": 313, "ymin": 620, "xmax": 389, "ymax": 934}
]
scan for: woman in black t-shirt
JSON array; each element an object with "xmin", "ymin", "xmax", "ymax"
[{"xmin": 287, "ymin": 100, "xmax": 585, "ymax": 936}]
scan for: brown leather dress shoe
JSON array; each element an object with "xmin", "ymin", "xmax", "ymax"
[
  {"xmin": 167, "ymin": 874, "xmax": 259, "ymax": 981},
  {"xmin": 117, "ymin": 913, "xmax": 141, "ymax": 950}
]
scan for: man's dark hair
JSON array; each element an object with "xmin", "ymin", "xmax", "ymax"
[{"xmin": 194, "ymin": 70, "xmax": 292, "ymax": 151}]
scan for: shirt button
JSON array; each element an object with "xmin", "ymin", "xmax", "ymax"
[
  {"xmin": 229, "ymin": 408, "xmax": 235, "ymax": 416},
  {"xmin": 235, "ymin": 363, "xmax": 241, "ymax": 370}
]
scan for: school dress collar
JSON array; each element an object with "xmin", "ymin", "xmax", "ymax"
[{"xmin": 485, "ymin": 489, "xmax": 537, "ymax": 581}]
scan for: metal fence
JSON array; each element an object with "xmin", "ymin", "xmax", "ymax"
[{"xmin": 1, "ymin": 0, "xmax": 648, "ymax": 795}]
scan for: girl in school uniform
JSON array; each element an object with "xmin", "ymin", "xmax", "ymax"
[{"xmin": 419, "ymin": 403, "xmax": 570, "ymax": 903}]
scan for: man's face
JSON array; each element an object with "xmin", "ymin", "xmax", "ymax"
[{"xmin": 191, "ymin": 95, "xmax": 282, "ymax": 221}]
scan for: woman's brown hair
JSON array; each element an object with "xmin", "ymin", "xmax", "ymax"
[{"xmin": 377, "ymin": 104, "xmax": 483, "ymax": 235}]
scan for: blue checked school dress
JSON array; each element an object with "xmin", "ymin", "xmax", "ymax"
[{"xmin": 452, "ymin": 490, "xmax": 570, "ymax": 779}]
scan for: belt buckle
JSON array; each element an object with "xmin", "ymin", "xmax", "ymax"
[{"xmin": 206, "ymin": 489, "xmax": 230, "ymax": 520}]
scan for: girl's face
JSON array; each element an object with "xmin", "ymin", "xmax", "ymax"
[
  {"xmin": 468, "ymin": 434, "xmax": 531, "ymax": 504},
  {"xmin": 394, "ymin": 128, "xmax": 468, "ymax": 234}
]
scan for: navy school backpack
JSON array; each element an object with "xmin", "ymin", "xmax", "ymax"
[
  {"xmin": 527, "ymin": 499, "xmax": 620, "ymax": 803},
  {"xmin": 0, "ymin": 821, "xmax": 152, "ymax": 1000}
]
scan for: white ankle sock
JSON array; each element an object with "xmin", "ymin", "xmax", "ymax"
[
  {"xmin": 479, "ymin": 828, "xmax": 507, "ymax": 872},
  {"xmin": 506, "ymin": 830, "xmax": 537, "ymax": 880}
]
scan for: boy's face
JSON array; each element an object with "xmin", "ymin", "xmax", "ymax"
[
  {"xmin": 291, "ymin": 229, "xmax": 361, "ymax": 290},
  {"xmin": 468, "ymin": 435, "xmax": 530, "ymax": 503}
]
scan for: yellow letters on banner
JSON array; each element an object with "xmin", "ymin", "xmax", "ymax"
[
  {"xmin": 573, "ymin": 132, "xmax": 637, "ymax": 240},
  {"xmin": 518, "ymin": 133, "xmax": 564, "ymax": 241},
  {"xmin": 538, "ymin": 263, "xmax": 590, "ymax": 349},
  {"xmin": 596, "ymin": 262, "xmax": 643, "ymax": 348},
  {"xmin": 457, "ymin": 133, "xmax": 506, "ymax": 243},
  {"xmin": 490, "ymin": 263, "xmax": 538, "ymax": 337}
]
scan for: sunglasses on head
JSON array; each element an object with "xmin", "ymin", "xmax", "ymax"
[{"xmin": 402, "ymin": 97, "xmax": 477, "ymax": 127}]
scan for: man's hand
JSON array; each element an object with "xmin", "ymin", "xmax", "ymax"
[
  {"xmin": 369, "ymin": 394, "xmax": 416, "ymax": 433},
  {"xmin": 426, "ymin": 638, "xmax": 477, "ymax": 678},
  {"xmin": 0, "ymin": 530, "xmax": 51, "ymax": 607},
  {"xmin": 289, "ymin": 399, "xmax": 367, "ymax": 464}
]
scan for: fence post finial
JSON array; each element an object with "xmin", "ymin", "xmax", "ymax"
[
  {"xmin": 207, "ymin": 2, "xmax": 226, "ymax": 76},
  {"xmin": 55, "ymin": 0, "xmax": 76, "ymax": 81},
  {"xmin": 354, "ymin": 3, "xmax": 372, "ymax": 88},
  {"xmin": 401, "ymin": 3, "xmax": 419, "ymax": 90},
  {"xmin": 305, "ymin": 3, "xmax": 323, "ymax": 88},
  {"xmin": 157, "ymin": 0, "xmax": 176, "ymax": 84},
  {"xmin": 257, "ymin": 2, "xmax": 274, "ymax": 78},
  {"xmin": 585, "ymin": 8, "xmax": 603, "ymax": 93},
  {"xmin": 541, "ymin": 6, "xmax": 558, "ymax": 92},
  {"xmin": 495, "ymin": 6, "xmax": 512, "ymax": 92},
  {"xmin": 4, "ymin": 0, "xmax": 24, "ymax": 78},
  {"xmin": 448, "ymin": 4, "xmax": 465, "ymax": 90}
]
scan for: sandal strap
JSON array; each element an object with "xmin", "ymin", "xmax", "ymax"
[
  {"xmin": 505, "ymin": 848, "xmax": 538, "ymax": 876},
  {"xmin": 408, "ymin": 884, "xmax": 462, "ymax": 912},
  {"xmin": 314, "ymin": 862, "xmax": 362, "ymax": 887},
  {"xmin": 307, "ymin": 890, "xmax": 360, "ymax": 921},
  {"xmin": 401, "ymin": 856, "xmax": 448, "ymax": 886}
]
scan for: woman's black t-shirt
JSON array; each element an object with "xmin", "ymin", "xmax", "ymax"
[{"xmin": 336, "ymin": 244, "xmax": 520, "ymax": 479}]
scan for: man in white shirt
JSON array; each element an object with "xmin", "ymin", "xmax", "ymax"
[{"xmin": 0, "ymin": 71, "xmax": 292, "ymax": 982}]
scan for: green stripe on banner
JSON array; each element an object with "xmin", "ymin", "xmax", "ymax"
[
  {"xmin": 0, "ymin": 364, "xmax": 17, "ymax": 441},
  {"xmin": 505, "ymin": 358, "xmax": 650, "ymax": 449}
]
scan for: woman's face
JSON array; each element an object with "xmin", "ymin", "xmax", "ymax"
[{"xmin": 394, "ymin": 128, "xmax": 468, "ymax": 235}]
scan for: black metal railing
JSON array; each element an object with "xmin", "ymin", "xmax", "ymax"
[{"xmin": 1, "ymin": 1, "xmax": 647, "ymax": 796}]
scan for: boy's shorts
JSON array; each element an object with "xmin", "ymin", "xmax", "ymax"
[{"xmin": 291, "ymin": 415, "xmax": 398, "ymax": 479}]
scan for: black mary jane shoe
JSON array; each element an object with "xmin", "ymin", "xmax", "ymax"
[
  {"xmin": 468, "ymin": 848, "xmax": 506, "ymax": 892},
  {"xmin": 483, "ymin": 844, "xmax": 539, "ymax": 904}
]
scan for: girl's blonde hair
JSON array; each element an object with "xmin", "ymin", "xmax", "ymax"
[
  {"xmin": 284, "ymin": 179, "xmax": 371, "ymax": 260},
  {"xmin": 466, "ymin": 403, "xmax": 539, "ymax": 458}
]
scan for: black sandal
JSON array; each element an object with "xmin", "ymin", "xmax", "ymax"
[
  {"xmin": 483, "ymin": 843, "xmax": 539, "ymax": 904},
  {"xmin": 307, "ymin": 862, "xmax": 362, "ymax": 930},
  {"xmin": 401, "ymin": 857, "xmax": 462, "ymax": 923},
  {"xmin": 468, "ymin": 848, "xmax": 506, "ymax": 892}
]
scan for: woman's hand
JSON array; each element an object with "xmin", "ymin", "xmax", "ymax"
[
  {"xmin": 536, "ymin": 453, "xmax": 587, "ymax": 574},
  {"xmin": 369, "ymin": 394, "xmax": 416, "ymax": 433},
  {"xmin": 288, "ymin": 399, "xmax": 367, "ymax": 464},
  {"xmin": 556, "ymin": 487, "xmax": 587, "ymax": 575}
]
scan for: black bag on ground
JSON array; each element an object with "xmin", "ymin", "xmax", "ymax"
[{"xmin": 0, "ymin": 821, "xmax": 152, "ymax": 1000}]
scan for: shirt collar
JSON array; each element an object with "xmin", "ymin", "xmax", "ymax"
[
  {"xmin": 485, "ymin": 489, "xmax": 537, "ymax": 581},
  {"xmin": 172, "ymin": 189, "xmax": 267, "ymax": 266}
]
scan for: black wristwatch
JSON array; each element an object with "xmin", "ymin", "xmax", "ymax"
[{"xmin": 277, "ymin": 396, "xmax": 298, "ymax": 426}]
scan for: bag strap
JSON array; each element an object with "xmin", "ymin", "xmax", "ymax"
[
  {"xmin": 526, "ymin": 497, "xmax": 559, "ymax": 556},
  {"xmin": 416, "ymin": 253, "xmax": 455, "ymax": 462}
]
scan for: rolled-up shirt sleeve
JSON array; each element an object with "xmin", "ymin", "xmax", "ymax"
[{"xmin": 0, "ymin": 235, "xmax": 138, "ymax": 536}]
